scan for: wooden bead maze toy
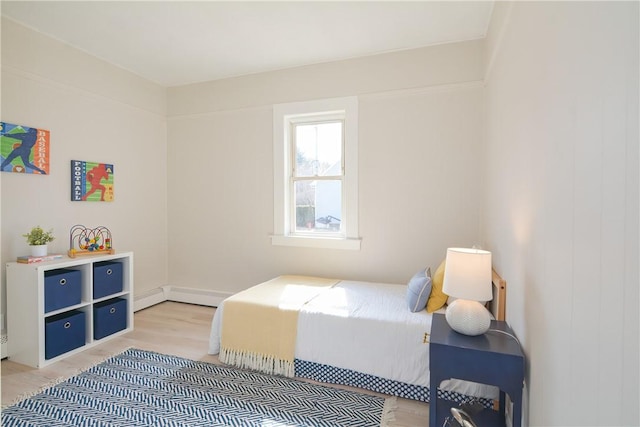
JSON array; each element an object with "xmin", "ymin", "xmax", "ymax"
[{"xmin": 68, "ymin": 225, "xmax": 115, "ymax": 258}]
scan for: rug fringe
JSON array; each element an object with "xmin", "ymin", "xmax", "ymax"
[
  {"xmin": 380, "ymin": 396, "xmax": 398, "ymax": 427},
  {"xmin": 219, "ymin": 346, "xmax": 294, "ymax": 377},
  {"xmin": 2, "ymin": 346, "xmax": 133, "ymax": 409}
]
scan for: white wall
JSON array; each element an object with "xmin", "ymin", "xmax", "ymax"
[
  {"xmin": 0, "ymin": 18, "xmax": 170, "ymax": 324},
  {"xmin": 483, "ymin": 2, "xmax": 639, "ymax": 426},
  {"xmin": 166, "ymin": 41, "xmax": 486, "ymax": 293}
]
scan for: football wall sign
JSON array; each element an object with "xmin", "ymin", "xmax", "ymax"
[{"xmin": 71, "ymin": 160, "xmax": 114, "ymax": 202}]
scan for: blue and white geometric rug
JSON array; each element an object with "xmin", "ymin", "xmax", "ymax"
[{"xmin": 2, "ymin": 348, "xmax": 395, "ymax": 427}]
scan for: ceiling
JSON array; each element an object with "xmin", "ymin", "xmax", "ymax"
[{"xmin": 1, "ymin": 1, "xmax": 494, "ymax": 87}]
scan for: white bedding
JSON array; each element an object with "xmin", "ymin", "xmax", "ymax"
[
  {"xmin": 209, "ymin": 278, "xmax": 498, "ymax": 401},
  {"xmin": 295, "ymin": 280, "xmax": 435, "ymax": 388}
]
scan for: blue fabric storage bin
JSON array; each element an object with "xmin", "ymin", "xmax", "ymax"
[
  {"xmin": 93, "ymin": 261, "xmax": 123, "ymax": 299},
  {"xmin": 93, "ymin": 297, "xmax": 127, "ymax": 340},
  {"xmin": 45, "ymin": 310, "xmax": 86, "ymax": 359},
  {"xmin": 44, "ymin": 269, "xmax": 82, "ymax": 313}
]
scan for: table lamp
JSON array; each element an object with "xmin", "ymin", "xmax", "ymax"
[{"xmin": 442, "ymin": 247, "xmax": 493, "ymax": 336}]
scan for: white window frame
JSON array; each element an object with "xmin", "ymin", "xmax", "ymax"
[{"xmin": 272, "ymin": 96, "xmax": 360, "ymax": 250}]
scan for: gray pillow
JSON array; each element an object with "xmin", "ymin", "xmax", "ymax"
[{"xmin": 406, "ymin": 267, "xmax": 432, "ymax": 312}]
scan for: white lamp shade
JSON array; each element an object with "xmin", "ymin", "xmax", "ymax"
[{"xmin": 442, "ymin": 248, "xmax": 493, "ymax": 302}]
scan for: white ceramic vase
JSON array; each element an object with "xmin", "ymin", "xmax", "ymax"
[{"xmin": 30, "ymin": 244, "xmax": 48, "ymax": 257}]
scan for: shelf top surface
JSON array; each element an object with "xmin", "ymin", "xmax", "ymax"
[
  {"xmin": 430, "ymin": 313, "xmax": 524, "ymax": 357},
  {"xmin": 7, "ymin": 251, "xmax": 133, "ymax": 269}
]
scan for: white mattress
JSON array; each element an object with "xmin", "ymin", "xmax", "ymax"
[{"xmin": 295, "ymin": 280, "xmax": 435, "ymax": 388}]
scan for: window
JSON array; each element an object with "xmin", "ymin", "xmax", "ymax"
[{"xmin": 272, "ymin": 97, "xmax": 360, "ymax": 250}]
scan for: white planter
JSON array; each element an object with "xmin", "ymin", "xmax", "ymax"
[{"xmin": 30, "ymin": 245, "xmax": 48, "ymax": 257}]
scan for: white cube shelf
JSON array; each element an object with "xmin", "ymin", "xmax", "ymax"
[{"xmin": 6, "ymin": 252, "xmax": 134, "ymax": 368}]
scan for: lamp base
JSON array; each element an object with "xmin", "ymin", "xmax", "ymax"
[{"xmin": 445, "ymin": 299, "xmax": 491, "ymax": 336}]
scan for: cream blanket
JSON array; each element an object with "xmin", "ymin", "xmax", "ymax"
[{"xmin": 219, "ymin": 275, "xmax": 339, "ymax": 377}]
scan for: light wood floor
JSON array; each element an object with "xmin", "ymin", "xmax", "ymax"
[{"xmin": 1, "ymin": 301, "xmax": 429, "ymax": 426}]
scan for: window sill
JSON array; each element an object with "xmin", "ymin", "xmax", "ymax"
[{"xmin": 270, "ymin": 235, "xmax": 361, "ymax": 250}]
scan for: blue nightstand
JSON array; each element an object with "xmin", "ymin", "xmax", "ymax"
[{"xmin": 429, "ymin": 313, "xmax": 525, "ymax": 427}]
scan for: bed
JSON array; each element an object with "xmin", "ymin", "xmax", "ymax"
[{"xmin": 208, "ymin": 268, "xmax": 506, "ymax": 406}]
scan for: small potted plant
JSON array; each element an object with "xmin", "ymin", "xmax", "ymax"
[{"xmin": 23, "ymin": 226, "xmax": 55, "ymax": 257}]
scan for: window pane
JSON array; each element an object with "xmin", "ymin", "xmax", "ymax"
[
  {"xmin": 294, "ymin": 122, "xmax": 342, "ymax": 178},
  {"xmin": 294, "ymin": 180, "xmax": 342, "ymax": 233}
]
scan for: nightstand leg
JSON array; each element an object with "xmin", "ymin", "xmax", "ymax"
[
  {"xmin": 511, "ymin": 388, "xmax": 523, "ymax": 427},
  {"xmin": 429, "ymin": 378, "xmax": 440, "ymax": 427}
]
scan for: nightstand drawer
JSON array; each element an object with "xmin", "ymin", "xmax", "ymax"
[{"xmin": 431, "ymin": 341, "xmax": 523, "ymax": 387}]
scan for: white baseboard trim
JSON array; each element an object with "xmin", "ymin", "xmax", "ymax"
[
  {"xmin": 1, "ymin": 333, "xmax": 7, "ymax": 359},
  {"xmin": 133, "ymin": 288, "xmax": 167, "ymax": 312},
  {"xmin": 134, "ymin": 286, "xmax": 232, "ymax": 312},
  {"xmin": 162, "ymin": 286, "xmax": 231, "ymax": 307}
]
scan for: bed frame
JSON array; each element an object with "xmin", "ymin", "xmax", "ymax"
[{"xmin": 490, "ymin": 268, "xmax": 507, "ymax": 321}]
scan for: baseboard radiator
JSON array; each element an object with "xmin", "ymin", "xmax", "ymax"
[{"xmin": 134, "ymin": 286, "xmax": 232, "ymax": 312}]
